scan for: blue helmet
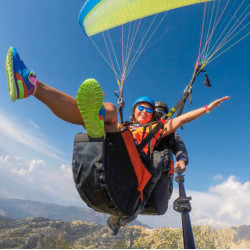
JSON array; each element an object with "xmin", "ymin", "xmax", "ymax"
[
  {"xmin": 131, "ymin": 96, "xmax": 155, "ymax": 123},
  {"xmin": 132, "ymin": 96, "xmax": 155, "ymax": 109}
]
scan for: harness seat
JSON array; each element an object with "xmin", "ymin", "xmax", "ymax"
[{"xmin": 72, "ymin": 128, "xmax": 173, "ymax": 217}]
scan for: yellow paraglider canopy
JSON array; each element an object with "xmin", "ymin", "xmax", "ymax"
[{"xmin": 79, "ymin": 0, "xmax": 210, "ymax": 36}]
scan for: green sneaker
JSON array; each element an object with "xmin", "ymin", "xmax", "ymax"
[
  {"xmin": 5, "ymin": 47, "xmax": 37, "ymax": 102},
  {"xmin": 76, "ymin": 79, "xmax": 105, "ymax": 138}
]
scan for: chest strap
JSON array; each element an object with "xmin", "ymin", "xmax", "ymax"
[{"xmin": 137, "ymin": 121, "xmax": 165, "ymax": 152}]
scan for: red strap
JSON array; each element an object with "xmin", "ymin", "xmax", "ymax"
[
  {"xmin": 160, "ymin": 118, "xmax": 166, "ymax": 124},
  {"xmin": 121, "ymin": 130, "xmax": 152, "ymax": 201},
  {"xmin": 169, "ymin": 160, "xmax": 174, "ymax": 175}
]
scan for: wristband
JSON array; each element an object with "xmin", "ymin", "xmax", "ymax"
[{"xmin": 204, "ymin": 105, "xmax": 210, "ymax": 114}]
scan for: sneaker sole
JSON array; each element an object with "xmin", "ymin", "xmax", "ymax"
[
  {"xmin": 5, "ymin": 47, "xmax": 18, "ymax": 102},
  {"xmin": 76, "ymin": 79, "xmax": 105, "ymax": 138}
]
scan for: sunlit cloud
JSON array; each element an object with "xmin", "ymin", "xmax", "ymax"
[
  {"xmin": 189, "ymin": 176, "xmax": 250, "ymax": 228},
  {"xmin": 140, "ymin": 176, "xmax": 250, "ymax": 229}
]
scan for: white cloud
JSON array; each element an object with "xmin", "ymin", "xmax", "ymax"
[
  {"xmin": 0, "ymin": 112, "xmax": 68, "ymax": 164},
  {"xmin": 11, "ymin": 168, "xmax": 27, "ymax": 176},
  {"xmin": 0, "ymin": 154, "xmax": 24, "ymax": 170},
  {"xmin": 213, "ymin": 174, "xmax": 223, "ymax": 180},
  {"xmin": 0, "ymin": 153, "xmax": 81, "ymax": 206},
  {"xmin": 28, "ymin": 159, "xmax": 46, "ymax": 173},
  {"xmin": 61, "ymin": 164, "xmax": 72, "ymax": 179},
  {"xmin": 28, "ymin": 120, "xmax": 40, "ymax": 129},
  {"xmin": 0, "ymin": 155, "xmax": 10, "ymax": 163},
  {"xmin": 1, "ymin": 154, "xmax": 46, "ymax": 177},
  {"xmin": 189, "ymin": 176, "xmax": 250, "ymax": 228},
  {"xmin": 139, "ymin": 176, "xmax": 250, "ymax": 229}
]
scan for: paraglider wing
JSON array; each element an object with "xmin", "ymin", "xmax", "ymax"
[
  {"xmin": 78, "ymin": 0, "xmax": 212, "ymax": 124},
  {"xmin": 79, "ymin": 0, "xmax": 211, "ymax": 36}
]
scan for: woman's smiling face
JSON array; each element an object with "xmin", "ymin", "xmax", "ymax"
[{"xmin": 134, "ymin": 102, "xmax": 153, "ymax": 124}]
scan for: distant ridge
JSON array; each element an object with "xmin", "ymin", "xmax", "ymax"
[
  {"xmin": 0, "ymin": 198, "xmax": 149, "ymax": 227},
  {"xmin": 0, "ymin": 216, "xmax": 250, "ymax": 249}
]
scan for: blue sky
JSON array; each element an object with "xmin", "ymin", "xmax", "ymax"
[{"xmin": 0, "ymin": 0, "xmax": 249, "ymax": 228}]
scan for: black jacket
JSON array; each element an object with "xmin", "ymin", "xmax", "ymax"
[{"xmin": 155, "ymin": 132, "xmax": 189, "ymax": 165}]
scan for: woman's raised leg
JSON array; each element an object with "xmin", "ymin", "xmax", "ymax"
[{"xmin": 5, "ymin": 47, "xmax": 119, "ymax": 137}]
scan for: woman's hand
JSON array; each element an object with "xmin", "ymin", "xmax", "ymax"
[
  {"xmin": 208, "ymin": 96, "xmax": 230, "ymax": 111},
  {"xmin": 162, "ymin": 96, "xmax": 230, "ymax": 137}
]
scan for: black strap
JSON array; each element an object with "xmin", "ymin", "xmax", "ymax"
[
  {"xmin": 175, "ymin": 91, "xmax": 190, "ymax": 117},
  {"xmin": 137, "ymin": 122, "xmax": 164, "ymax": 152},
  {"xmin": 162, "ymin": 63, "xmax": 205, "ymax": 121},
  {"xmin": 142, "ymin": 126, "xmax": 147, "ymax": 140},
  {"xmin": 147, "ymin": 124, "xmax": 152, "ymax": 159},
  {"xmin": 115, "ymin": 78, "xmax": 125, "ymax": 124},
  {"xmin": 204, "ymin": 73, "xmax": 212, "ymax": 87}
]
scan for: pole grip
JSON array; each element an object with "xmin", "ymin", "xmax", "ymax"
[{"xmin": 174, "ymin": 167, "xmax": 196, "ymax": 249}]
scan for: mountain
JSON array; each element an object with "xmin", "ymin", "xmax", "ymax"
[
  {"xmin": 0, "ymin": 198, "xmax": 149, "ymax": 227},
  {"xmin": 0, "ymin": 216, "xmax": 250, "ymax": 249}
]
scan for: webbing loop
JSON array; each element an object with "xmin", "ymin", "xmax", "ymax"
[
  {"xmin": 162, "ymin": 62, "xmax": 207, "ymax": 122},
  {"xmin": 116, "ymin": 77, "xmax": 125, "ymax": 124}
]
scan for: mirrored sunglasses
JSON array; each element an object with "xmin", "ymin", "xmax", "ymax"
[
  {"xmin": 137, "ymin": 105, "xmax": 153, "ymax": 114},
  {"xmin": 155, "ymin": 108, "xmax": 167, "ymax": 115}
]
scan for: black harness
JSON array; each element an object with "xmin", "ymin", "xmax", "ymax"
[{"xmin": 72, "ymin": 123, "xmax": 173, "ymax": 217}]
